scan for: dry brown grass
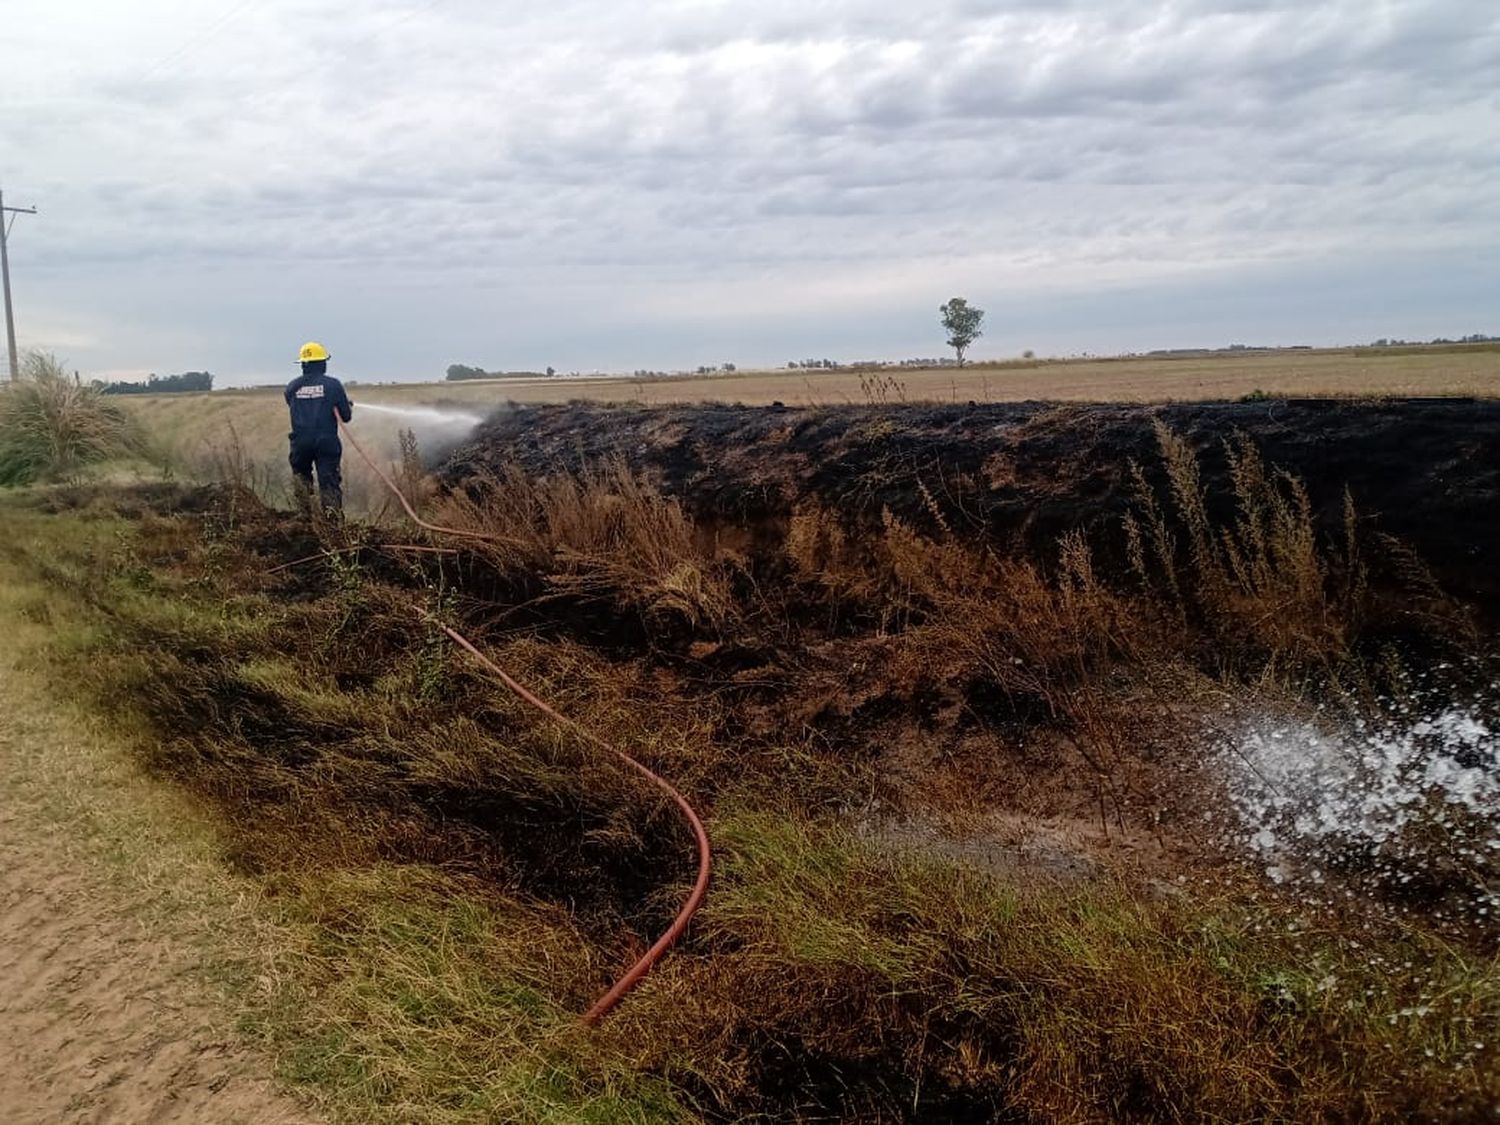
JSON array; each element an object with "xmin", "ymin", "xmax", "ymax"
[
  {"xmin": 789, "ymin": 503, "xmax": 1139, "ymax": 775},
  {"xmin": 1123, "ymin": 421, "xmax": 1365, "ymax": 667},
  {"xmin": 431, "ymin": 459, "xmax": 739, "ymax": 632},
  {"xmin": 5, "ymin": 417, "xmax": 1494, "ymax": 1122},
  {"xmin": 782, "ymin": 416, "xmax": 1432, "ymax": 766}
]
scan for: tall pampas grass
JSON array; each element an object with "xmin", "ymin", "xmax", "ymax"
[{"xmin": 0, "ymin": 351, "xmax": 139, "ymax": 485}]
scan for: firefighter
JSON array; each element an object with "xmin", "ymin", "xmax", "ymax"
[{"xmin": 285, "ymin": 341, "xmax": 353, "ymax": 513}]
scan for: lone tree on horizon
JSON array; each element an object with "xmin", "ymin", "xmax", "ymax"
[{"xmin": 939, "ymin": 297, "xmax": 985, "ymax": 366}]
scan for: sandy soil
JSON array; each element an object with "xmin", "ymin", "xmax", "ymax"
[
  {"xmin": 0, "ymin": 578, "xmax": 316, "ymax": 1123},
  {"xmin": 0, "ymin": 821, "xmax": 312, "ymax": 1123}
]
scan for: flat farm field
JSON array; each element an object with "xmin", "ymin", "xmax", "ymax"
[{"xmin": 386, "ymin": 344, "xmax": 1500, "ymax": 406}]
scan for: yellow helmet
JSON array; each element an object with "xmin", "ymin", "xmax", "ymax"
[{"xmin": 298, "ymin": 341, "xmax": 331, "ymax": 363}]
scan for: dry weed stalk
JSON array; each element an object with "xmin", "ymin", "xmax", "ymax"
[
  {"xmin": 196, "ymin": 420, "xmax": 280, "ymax": 501},
  {"xmin": 435, "ymin": 459, "xmax": 737, "ymax": 630},
  {"xmin": 857, "ymin": 371, "xmax": 908, "ymax": 404},
  {"xmin": 1132, "ymin": 423, "xmax": 1373, "ymax": 667}
]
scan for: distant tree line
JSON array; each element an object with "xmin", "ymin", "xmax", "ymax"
[
  {"xmin": 446, "ymin": 364, "xmax": 555, "ymax": 381},
  {"xmin": 633, "ymin": 365, "xmax": 738, "ymax": 376},
  {"xmin": 1371, "ymin": 334, "xmax": 1497, "ymax": 346},
  {"xmin": 96, "ymin": 371, "xmax": 213, "ymax": 394}
]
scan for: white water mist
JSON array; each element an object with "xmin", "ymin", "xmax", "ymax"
[
  {"xmin": 357, "ymin": 402, "xmax": 486, "ymax": 429},
  {"xmin": 1218, "ymin": 705, "xmax": 1499, "ymax": 921}
]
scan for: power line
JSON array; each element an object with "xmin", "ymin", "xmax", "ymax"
[
  {"xmin": 137, "ymin": 0, "xmax": 261, "ymax": 81},
  {"xmin": 322, "ymin": 0, "xmax": 450, "ymax": 65}
]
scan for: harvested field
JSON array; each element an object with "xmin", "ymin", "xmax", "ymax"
[{"xmin": 4, "ymin": 396, "xmax": 1497, "ymax": 1121}]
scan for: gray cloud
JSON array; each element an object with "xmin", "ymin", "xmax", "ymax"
[{"xmin": 1, "ymin": 0, "xmax": 1496, "ymax": 382}]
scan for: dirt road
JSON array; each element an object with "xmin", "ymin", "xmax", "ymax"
[
  {"xmin": 0, "ymin": 569, "xmax": 315, "ymax": 1123},
  {"xmin": 0, "ymin": 820, "xmax": 311, "ymax": 1123}
]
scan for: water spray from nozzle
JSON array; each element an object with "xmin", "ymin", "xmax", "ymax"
[{"xmin": 357, "ymin": 402, "xmax": 485, "ymax": 429}]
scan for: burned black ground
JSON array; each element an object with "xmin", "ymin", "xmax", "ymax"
[{"xmin": 446, "ymin": 398, "xmax": 1500, "ymax": 625}]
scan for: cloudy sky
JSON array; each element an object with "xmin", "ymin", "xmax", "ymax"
[{"xmin": 3, "ymin": 0, "xmax": 1497, "ymax": 384}]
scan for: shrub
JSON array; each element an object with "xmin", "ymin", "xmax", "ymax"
[{"xmin": 0, "ymin": 351, "xmax": 139, "ymax": 485}]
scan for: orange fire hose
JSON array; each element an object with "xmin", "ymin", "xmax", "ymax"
[{"xmin": 335, "ymin": 412, "xmax": 711, "ymax": 1025}]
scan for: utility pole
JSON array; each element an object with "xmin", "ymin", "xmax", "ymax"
[{"xmin": 1, "ymin": 189, "xmax": 39, "ymax": 381}]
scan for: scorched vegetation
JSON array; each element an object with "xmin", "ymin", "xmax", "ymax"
[{"xmin": 3, "ymin": 403, "xmax": 1496, "ymax": 1123}]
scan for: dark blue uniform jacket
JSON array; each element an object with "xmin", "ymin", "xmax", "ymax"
[{"xmin": 285, "ymin": 372, "xmax": 353, "ymax": 439}]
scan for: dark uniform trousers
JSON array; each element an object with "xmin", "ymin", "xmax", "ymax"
[{"xmin": 289, "ymin": 433, "xmax": 344, "ymax": 511}]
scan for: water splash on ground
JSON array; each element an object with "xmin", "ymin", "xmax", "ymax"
[{"xmin": 1219, "ymin": 703, "xmax": 1499, "ymax": 925}]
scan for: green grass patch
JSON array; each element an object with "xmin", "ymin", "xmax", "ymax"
[
  {"xmin": 651, "ymin": 810, "xmax": 1498, "ymax": 1120},
  {"xmin": 253, "ymin": 866, "xmax": 694, "ymax": 1123}
]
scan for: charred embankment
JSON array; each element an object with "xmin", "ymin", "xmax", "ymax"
[{"xmin": 445, "ymin": 398, "xmax": 1500, "ymax": 622}]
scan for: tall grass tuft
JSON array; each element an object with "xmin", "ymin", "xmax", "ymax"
[
  {"xmin": 435, "ymin": 459, "xmax": 739, "ymax": 631},
  {"xmin": 1126, "ymin": 421, "xmax": 1371, "ymax": 668},
  {"xmin": 0, "ymin": 351, "xmax": 139, "ymax": 485}
]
